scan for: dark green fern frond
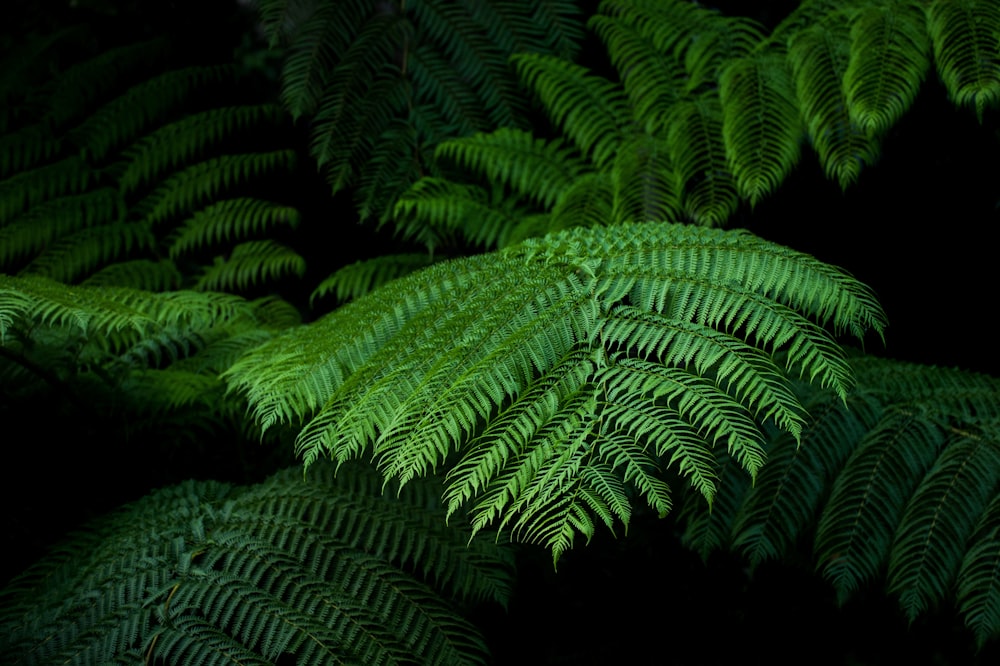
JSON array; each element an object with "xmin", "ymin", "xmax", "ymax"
[
  {"xmin": 511, "ymin": 53, "xmax": 629, "ymax": 169},
  {"xmin": 928, "ymin": 0, "xmax": 1000, "ymax": 120},
  {"xmin": 311, "ymin": 254, "xmax": 437, "ymax": 306},
  {"xmin": 844, "ymin": 1, "xmax": 930, "ymax": 135},
  {"xmin": 0, "ymin": 462, "xmax": 513, "ymax": 665},
  {"xmin": 609, "ymin": 131, "xmax": 682, "ymax": 225},
  {"xmin": 789, "ymin": 20, "xmax": 881, "ymax": 188},
  {"xmin": 168, "ymin": 198, "xmax": 301, "ymax": 259},
  {"xmin": 551, "ymin": 172, "xmax": 615, "ymax": 232},
  {"xmin": 678, "ymin": 357, "xmax": 1000, "ymax": 646},
  {"xmin": 226, "ymin": 222, "xmax": 885, "ymax": 559},
  {"xmin": 720, "ymin": 50, "xmax": 804, "ymax": 206},
  {"xmin": 20, "ymin": 222, "xmax": 155, "ymax": 283},
  {"xmin": 81, "ymin": 259, "xmax": 183, "ymax": 290},
  {"xmin": 193, "ymin": 240, "xmax": 306, "ymax": 293},
  {"xmin": 435, "ymin": 128, "xmax": 591, "ymax": 209},
  {"xmin": 255, "ymin": 0, "xmax": 584, "ymax": 220}
]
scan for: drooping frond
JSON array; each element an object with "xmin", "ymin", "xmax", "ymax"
[
  {"xmin": 720, "ymin": 50, "xmax": 804, "ymax": 206},
  {"xmin": 678, "ymin": 356, "xmax": 1000, "ymax": 647},
  {"xmin": 0, "ymin": 462, "xmax": 514, "ymax": 665},
  {"xmin": 927, "ymin": 0, "xmax": 1000, "ymax": 120},
  {"xmin": 844, "ymin": 0, "xmax": 930, "ymax": 135},
  {"xmin": 788, "ymin": 19, "xmax": 881, "ymax": 188},
  {"xmin": 254, "ymin": 0, "xmax": 585, "ymax": 220},
  {"xmin": 511, "ymin": 53, "xmax": 629, "ymax": 169},
  {"xmin": 226, "ymin": 222, "xmax": 886, "ymax": 560},
  {"xmin": 610, "ymin": 131, "xmax": 682, "ymax": 225},
  {"xmin": 168, "ymin": 198, "xmax": 301, "ymax": 259}
]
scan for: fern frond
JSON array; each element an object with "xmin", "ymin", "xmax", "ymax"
[
  {"xmin": 194, "ymin": 240, "xmax": 306, "ymax": 292},
  {"xmin": 0, "ymin": 155, "xmax": 93, "ymax": 224},
  {"xmin": 310, "ymin": 254, "xmax": 436, "ymax": 306},
  {"xmin": 20, "ymin": 221, "xmax": 155, "ymax": 283},
  {"xmin": 844, "ymin": 1, "xmax": 931, "ymax": 135},
  {"xmin": 789, "ymin": 20, "xmax": 880, "ymax": 188},
  {"xmin": 134, "ymin": 151, "xmax": 297, "ymax": 226},
  {"xmin": 511, "ymin": 53, "xmax": 629, "ymax": 169},
  {"xmin": 81, "ymin": 258, "xmax": 183, "ymax": 290},
  {"xmin": 168, "ymin": 198, "xmax": 300, "ymax": 259},
  {"xmin": 888, "ymin": 434, "xmax": 1000, "ymax": 622},
  {"xmin": 957, "ymin": 490, "xmax": 1000, "ymax": 648},
  {"xmin": 720, "ymin": 51, "xmax": 804, "ymax": 206},
  {"xmin": 665, "ymin": 93, "xmax": 740, "ymax": 224},
  {"xmin": 928, "ymin": 0, "xmax": 1000, "ymax": 120},
  {"xmin": 117, "ymin": 104, "xmax": 285, "ymax": 193},
  {"xmin": 551, "ymin": 172, "xmax": 615, "ymax": 233},
  {"xmin": 435, "ymin": 128, "xmax": 590, "ymax": 209},
  {"xmin": 610, "ymin": 131, "xmax": 683, "ymax": 225},
  {"xmin": 0, "ymin": 462, "xmax": 513, "ymax": 665},
  {"xmin": 227, "ymin": 222, "xmax": 885, "ymax": 557}
]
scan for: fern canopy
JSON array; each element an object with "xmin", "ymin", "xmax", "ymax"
[
  {"xmin": 0, "ymin": 462, "xmax": 513, "ymax": 665},
  {"xmin": 227, "ymin": 222, "xmax": 886, "ymax": 562}
]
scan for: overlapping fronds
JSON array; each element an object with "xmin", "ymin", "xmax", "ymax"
[
  {"xmin": 193, "ymin": 240, "xmax": 306, "ymax": 292},
  {"xmin": 679, "ymin": 356, "xmax": 1000, "ymax": 648},
  {"xmin": 928, "ymin": 0, "xmax": 1000, "ymax": 120},
  {"xmin": 254, "ymin": 0, "xmax": 584, "ymax": 221},
  {"xmin": 226, "ymin": 222, "xmax": 886, "ymax": 562},
  {"xmin": 390, "ymin": 0, "xmax": 998, "ymax": 251},
  {"xmin": 0, "ymin": 462, "xmax": 514, "ymax": 665},
  {"xmin": 0, "ymin": 32, "xmax": 302, "ymax": 292},
  {"xmin": 311, "ymin": 253, "xmax": 437, "ymax": 306}
]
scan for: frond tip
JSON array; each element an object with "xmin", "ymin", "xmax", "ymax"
[{"xmin": 227, "ymin": 221, "xmax": 885, "ymax": 560}]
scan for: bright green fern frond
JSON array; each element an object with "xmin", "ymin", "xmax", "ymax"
[
  {"xmin": 227, "ymin": 222, "xmax": 885, "ymax": 557},
  {"xmin": 168, "ymin": 199, "xmax": 301, "ymax": 259},
  {"xmin": 789, "ymin": 20, "xmax": 881, "ymax": 188},
  {"xmin": 844, "ymin": 0, "xmax": 931, "ymax": 135},
  {"xmin": 511, "ymin": 53, "xmax": 629, "ymax": 169},
  {"xmin": 194, "ymin": 240, "xmax": 306, "ymax": 293},
  {"xmin": 928, "ymin": 0, "xmax": 1000, "ymax": 120},
  {"xmin": 720, "ymin": 50, "xmax": 804, "ymax": 206},
  {"xmin": 435, "ymin": 128, "xmax": 591, "ymax": 209}
]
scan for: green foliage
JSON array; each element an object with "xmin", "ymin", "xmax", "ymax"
[
  {"xmin": 226, "ymin": 221, "xmax": 886, "ymax": 563},
  {"xmin": 0, "ymin": 32, "xmax": 302, "ymax": 293},
  {"xmin": 255, "ymin": 0, "xmax": 584, "ymax": 221},
  {"xmin": 679, "ymin": 357, "xmax": 1000, "ymax": 647},
  {"xmin": 386, "ymin": 0, "xmax": 999, "ymax": 257},
  {"xmin": 0, "ymin": 462, "xmax": 513, "ymax": 665}
]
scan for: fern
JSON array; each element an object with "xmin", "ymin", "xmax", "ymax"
[
  {"xmin": 679, "ymin": 356, "xmax": 1000, "ymax": 647},
  {"xmin": 255, "ymin": 0, "xmax": 584, "ymax": 221},
  {"xmin": 226, "ymin": 221, "xmax": 886, "ymax": 562},
  {"xmin": 0, "ymin": 462, "xmax": 513, "ymax": 665}
]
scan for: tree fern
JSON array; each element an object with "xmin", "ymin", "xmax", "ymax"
[
  {"xmin": 226, "ymin": 221, "xmax": 886, "ymax": 562},
  {"xmin": 0, "ymin": 462, "xmax": 514, "ymax": 665},
  {"xmin": 679, "ymin": 356, "xmax": 1000, "ymax": 647},
  {"xmin": 928, "ymin": 0, "xmax": 1000, "ymax": 121}
]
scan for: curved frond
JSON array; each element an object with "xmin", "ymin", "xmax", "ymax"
[
  {"xmin": 928, "ymin": 0, "xmax": 1000, "ymax": 120},
  {"xmin": 511, "ymin": 53, "xmax": 629, "ymax": 169},
  {"xmin": 720, "ymin": 51, "xmax": 804, "ymax": 206},
  {"xmin": 168, "ymin": 199, "xmax": 301, "ymax": 259},
  {"xmin": 194, "ymin": 240, "xmax": 306, "ymax": 292},
  {"xmin": 226, "ymin": 222, "xmax": 885, "ymax": 558},
  {"xmin": 310, "ymin": 253, "xmax": 437, "ymax": 306},
  {"xmin": 0, "ymin": 462, "xmax": 513, "ymax": 665},
  {"xmin": 789, "ymin": 20, "xmax": 881, "ymax": 188},
  {"xmin": 610, "ymin": 131, "xmax": 683, "ymax": 225},
  {"xmin": 844, "ymin": 1, "xmax": 931, "ymax": 134}
]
